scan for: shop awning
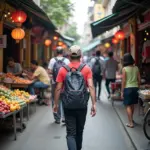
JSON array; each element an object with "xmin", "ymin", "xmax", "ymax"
[
  {"xmin": 82, "ymin": 39, "xmax": 101, "ymax": 53},
  {"xmin": 91, "ymin": 6, "xmax": 138, "ymax": 38},
  {"xmin": 113, "ymin": 0, "xmax": 150, "ymax": 13},
  {"xmin": 7, "ymin": 0, "xmax": 56, "ymax": 30}
]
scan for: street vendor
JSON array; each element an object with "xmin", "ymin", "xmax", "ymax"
[
  {"xmin": 7, "ymin": 57, "xmax": 23, "ymax": 76},
  {"xmin": 23, "ymin": 60, "xmax": 50, "ymax": 95}
]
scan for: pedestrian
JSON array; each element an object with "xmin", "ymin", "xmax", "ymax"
[
  {"xmin": 53, "ymin": 45, "xmax": 96, "ymax": 150},
  {"xmin": 48, "ymin": 46, "xmax": 70, "ymax": 124},
  {"xmin": 91, "ymin": 50, "xmax": 104, "ymax": 100},
  {"xmin": 105, "ymin": 51, "xmax": 118, "ymax": 99},
  {"xmin": 121, "ymin": 53, "xmax": 140, "ymax": 128}
]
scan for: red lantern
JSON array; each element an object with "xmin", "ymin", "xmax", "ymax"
[
  {"xmin": 58, "ymin": 41, "xmax": 63, "ymax": 46},
  {"xmin": 112, "ymin": 38, "xmax": 119, "ymax": 44},
  {"xmin": 115, "ymin": 30, "xmax": 125, "ymax": 40},
  {"xmin": 45, "ymin": 39, "xmax": 52, "ymax": 47},
  {"xmin": 32, "ymin": 26, "xmax": 44, "ymax": 36},
  {"xmin": 53, "ymin": 36, "xmax": 58, "ymax": 40},
  {"xmin": 11, "ymin": 10, "xmax": 27, "ymax": 26}
]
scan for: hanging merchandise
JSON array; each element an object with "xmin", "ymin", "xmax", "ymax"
[
  {"xmin": 115, "ymin": 30, "xmax": 125, "ymax": 40},
  {"xmin": 11, "ymin": 28, "xmax": 25, "ymax": 43},
  {"xmin": 112, "ymin": 38, "xmax": 119, "ymax": 44},
  {"xmin": 45, "ymin": 39, "xmax": 52, "ymax": 47},
  {"xmin": 11, "ymin": 10, "xmax": 27, "ymax": 26}
]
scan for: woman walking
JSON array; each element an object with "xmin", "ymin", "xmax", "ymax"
[{"xmin": 121, "ymin": 53, "xmax": 141, "ymax": 128}]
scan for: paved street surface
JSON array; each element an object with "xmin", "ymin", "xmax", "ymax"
[
  {"xmin": 114, "ymin": 102, "xmax": 150, "ymax": 150},
  {"xmin": 0, "ymin": 91, "xmax": 135, "ymax": 150}
]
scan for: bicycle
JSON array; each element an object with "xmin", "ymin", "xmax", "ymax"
[{"xmin": 143, "ymin": 107, "xmax": 150, "ymax": 140}]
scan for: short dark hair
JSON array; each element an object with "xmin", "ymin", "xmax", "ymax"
[
  {"xmin": 31, "ymin": 60, "xmax": 38, "ymax": 66},
  {"xmin": 43, "ymin": 62, "xmax": 48, "ymax": 68},
  {"xmin": 56, "ymin": 47, "xmax": 63, "ymax": 55},
  {"xmin": 123, "ymin": 53, "xmax": 135, "ymax": 67},
  {"xmin": 108, "ymin": 51, "xmax": 113, "ymax": 57},
  {"xmin": 7, "ymin": 57, "xmax": 14, "ymax": 62},
  {"xmin": 96, "ymin": 51, "xmax": 101, "ymax": 56},
  {"xmin": 70, "ymin": 55, "xmax": 81, "ymax": 60}
]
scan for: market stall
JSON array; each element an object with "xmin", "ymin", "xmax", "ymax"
[
  {"xmin": 110, "ymin": 74, "xmax": 122, "ymax": 106},
  {"xmin": 0, "ymin": 85, "xmax": 37, "ymax": 140}
]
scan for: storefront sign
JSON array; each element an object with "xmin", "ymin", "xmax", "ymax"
[{"xmin": 0, "ymin": 35, "xmax": 7, "ymax": 48}]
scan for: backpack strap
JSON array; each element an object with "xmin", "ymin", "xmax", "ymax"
[
  {"xmin": 62, "ymin": 58, "xmax": 65, "ymax": 62},
  {"xmin": 78, "ymin": 64, "xmax": 86, "ymax": 72},
  {"xmin": 63, "ymin": 65, "xmax": 70, "ymax": 72},
  {"xmin": 55, "ymin": 57, "xmax": 58, "ymax": 61}
]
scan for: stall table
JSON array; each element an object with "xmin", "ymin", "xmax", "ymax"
[
  {"xmin": 26, "ymin": 98, "xmax": 38, "ymax": 121},
  {"xmin": 0, "ymin": 110, "xmax": 19, "ymax": 140},
  {"xmin": 0, "ymin": 104, "xmax": 27, "ymax": 140}
]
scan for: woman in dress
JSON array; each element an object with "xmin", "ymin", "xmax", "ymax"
[{"xmin": 121, "ymin": 53, "xmax": 141, "ymax": 128}]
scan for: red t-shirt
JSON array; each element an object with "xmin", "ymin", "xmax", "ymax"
[{"xmin": 56, "ymin": 62, "xmax": 92, "ymax": 86}]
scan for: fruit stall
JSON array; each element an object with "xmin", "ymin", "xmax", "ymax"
[
  {"xmin": 0, "ymin": 73, "xmax": 32, "ymax": 88},
  {"xmin": 0, "ymin": 84, "xmax": 37, "ymax": 140}
]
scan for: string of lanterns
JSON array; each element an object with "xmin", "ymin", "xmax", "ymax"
[
  {"xmin": 10, "ymin": 10, "xmax": 68, "ymax": 48},
  {"xmin": 11, "ymin": 10, "xmax": 27, "ymax": 42},
  {"xmin": 104, "ymin": 30, "xmax": 125, "ymax": 48}
]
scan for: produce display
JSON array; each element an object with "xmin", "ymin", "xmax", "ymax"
[
  {"xmin": 0, "ymin": 73, "xmax": 32, "ymax": 84},
  {"xmin": 0, "ymin": 85, "xmax": 36, "ymax": 115},
  {"xmin": 139, "ymin": 89, "xmax": 150, "ymax": 99},
  {"xmin": 0, "ymin": 101, "xmax": 10, "ymax": 114}
]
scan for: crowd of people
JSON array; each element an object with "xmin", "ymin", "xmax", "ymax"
[{"xmin": 6, "ymin": 45, "xmax": 140, "ymax": 150}]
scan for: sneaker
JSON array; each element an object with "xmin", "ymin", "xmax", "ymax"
[
  {"xmin": 55, "ymin": 120, "xmax": 60, "ymax": 124},
  {"xmin": 62, "ymin": 119, "xmax": 65, "ymax": 123}
]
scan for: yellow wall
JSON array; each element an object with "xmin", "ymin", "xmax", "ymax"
[{"xmin": 94, "ymin": 4, "xmax": 105, "ymax": 21}]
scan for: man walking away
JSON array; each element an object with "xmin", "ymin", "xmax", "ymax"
[
  {"xmin": 53, "ymin": 45, "xmax": 96, "ymax": 150},
  {"xmin": 48, "ymin": 46, "xmax": 70, "ymax": 124},
  {"xmin": 105, "ymin": 51, "xmax": 118, "ymax": 99},
  {"xmin": 91, "ymin": 51, "xmax": 104, "ymax": 101}
]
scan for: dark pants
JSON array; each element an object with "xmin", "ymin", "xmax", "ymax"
[
  {"xmin": 51, "ymin": 84, "xmax": 64, "ymax": 121},
  {"xmin": 105, "ymin": 78, "xmax": 116, "ymax": 95},
  {"xmin": 64, "ymin": 108, "xmax": 87, "ymax": 150},
  {"xmin": 93, "ymin": 75, "xmax": 102, "ymax": 98}
]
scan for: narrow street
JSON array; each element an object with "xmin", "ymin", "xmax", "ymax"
[{"xmin": 0, "ymin": 89, "xmax": 135, "ymax": 150}]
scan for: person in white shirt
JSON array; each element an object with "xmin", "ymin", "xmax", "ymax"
[
  {"xmin": 48, "ymin": 47, "xmax": 70, "ymax": 124},
  {"xmin": 105, "ymin": 51, "xmax": 118, "ymax": 99}
]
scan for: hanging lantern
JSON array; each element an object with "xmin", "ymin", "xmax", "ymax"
[
  {"xmin": 115, "ymin": 30, "xmax": 125, "ymax": 40},
  {"xmin": 32, "ymin": 26, "xmax": 44, "ymax": 36},
  {"xmin": 53, "ymin": 36, "xmax": 58, "ymax": 40},
  {"xmin": 11, "ymin": 10, "xmax": 27, "ymax": 26},
  {"xmin": 45, "ymin": 39, "xmax": 52, "ymax": 47},
  {"xmin": 112, "ymin": 38, "xmax": 119, "ymax": 44},
  {"xmin": 104, "ymin": 42, "xmax": 111, "ymax": 48},
  {"xmin": 62, "ymin": 44, "xmax": 67, "ymax": 49},
  {"xmin": 11, "ymin": 28, "xmax": 25, "ymax": 43},
  {"xmin": 58, "ymin": 41, "xmax": 63, "ymax": 46}
]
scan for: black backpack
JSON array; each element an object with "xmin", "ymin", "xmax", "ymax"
[
  {"xmin": 62, "ymin": 64, "xmax": 89, "ymax": 109},
  {"xmin": 53, "ymin": 58, "xmax": 65, "ymax": 82},
  {"xmin": 92, "ymin": 57, "xmax": 101, "ymax": 76}
]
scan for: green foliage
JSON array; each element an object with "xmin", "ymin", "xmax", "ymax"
[
  {"xmin": 64, "ymin": 23, "xmax": 81, "ymax": 43},
  {"xmin": 41, "ymin": 0, "xmax": 74, "ymax": 26}
]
